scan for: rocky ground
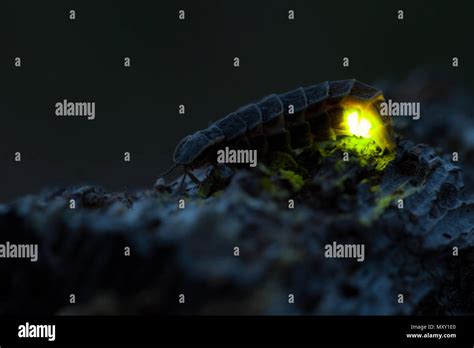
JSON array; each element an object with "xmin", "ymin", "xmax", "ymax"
[{"xmin": 1, "ymin": 69, "xmax": 473, "ymax": 315}]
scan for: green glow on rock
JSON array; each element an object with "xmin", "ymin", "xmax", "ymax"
[{"xmin": 335, "ymin": 136, "xmax": 395, "ymax": 171}]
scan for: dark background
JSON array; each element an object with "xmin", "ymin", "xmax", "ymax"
[{"xmin": 1, "ymin": 0, "xmax": 472, "ymax": 202}]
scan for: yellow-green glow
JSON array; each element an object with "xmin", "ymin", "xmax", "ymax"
[
  {"xmin": 358, "ymin": 118, "xmax": 371, "ymax": 138},
  {"xmin": 345, "ymin": 110, "xmax": 372, "ymax": 138}
]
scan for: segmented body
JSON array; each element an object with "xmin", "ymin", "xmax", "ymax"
[{"xmin": 172, "ymin": 79, "xmax": 395, "ymax": 171}]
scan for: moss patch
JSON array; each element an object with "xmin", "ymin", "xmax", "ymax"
[
  {"xmin": 279, "ymin": 169, "xmax": 304, "ymax": 191},
  {"xmin": 334, "ymin": 136, "xmax": 395, "ymax": 171}
]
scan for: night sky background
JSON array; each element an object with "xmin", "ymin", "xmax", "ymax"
[{"xmin": 0, "ymin": 0, "xmax": 472, "ymax": 201}]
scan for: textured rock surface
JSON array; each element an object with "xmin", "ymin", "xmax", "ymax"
[
  {"xmin": 0, "ymin": 136, "xmax": 472, "ymax": 315},
  {"xmin": 386, "ymin": 67, "xmax": 474, "ymax": 190},
  {"xmin": 1, "ymin": 68, "xmax": 473, "ymax": 315}
]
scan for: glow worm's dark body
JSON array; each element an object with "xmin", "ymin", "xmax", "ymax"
[{"xmin": 171, "ymin": 79, "xmax": 395, "ymax": 173}]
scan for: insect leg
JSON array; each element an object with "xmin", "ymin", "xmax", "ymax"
[
  {"xmin": 179, "ymin": 169, "xmax": 188, "ymax": 192},
  {"xmin": 186, "ymin": 169, "xmax": 201, "ymax": 185}
]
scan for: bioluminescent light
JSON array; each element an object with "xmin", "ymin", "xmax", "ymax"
[{"xmin": 345, "ymin": 109, "xmax": 372, "ymax": 138}]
